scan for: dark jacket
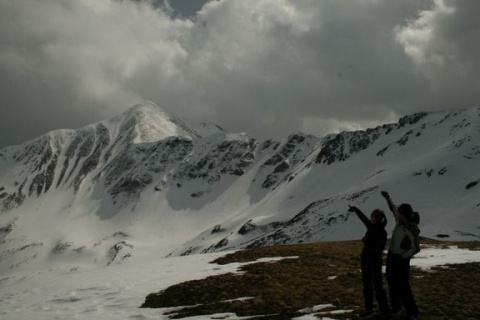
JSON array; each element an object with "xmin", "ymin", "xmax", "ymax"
[{"xmin": 352, "ymin": 208, "xmax": 387, "ymax": 260}]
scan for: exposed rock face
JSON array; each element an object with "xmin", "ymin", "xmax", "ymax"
[
  {"xmin": 1, "ymin": 105, "xmax": 479, "ymax": 212},
  {"xmin": 315, "ymin": 112, "xmax": 429, "ymax": 165}
]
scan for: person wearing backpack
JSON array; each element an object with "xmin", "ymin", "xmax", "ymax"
[
  {"xmin": 348, "ymin": 205, "xmax": 390, "ymax": 318},
  {"xmin": 381, "ymin": 191, "xmax": 420, "ymax": 319}
]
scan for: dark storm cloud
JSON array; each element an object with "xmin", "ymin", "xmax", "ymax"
[{"xmin": 0, "ymin": 0, "xmax": 479, "ymax": 148}]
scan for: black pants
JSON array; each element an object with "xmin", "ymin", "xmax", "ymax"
[
  {"xmin": 386, "ymin": 252, "xmax": 419, "ymax": 316},
  {"xmin": 361, "ymin": 255, "xmax": 389, "ymax": 314}
]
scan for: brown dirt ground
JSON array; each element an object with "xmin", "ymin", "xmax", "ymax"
[{"xmin": 141, "ymin": 238, "xmax": 480, "ymax": 320}]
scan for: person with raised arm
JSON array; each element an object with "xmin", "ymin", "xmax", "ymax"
[
  {"xmin": 381, "ymin": 191, "xmax": 420, "ymax": 320},
  {"xmin": 348, "ymin": 205, "xmax": 390, "ymax": 318}
]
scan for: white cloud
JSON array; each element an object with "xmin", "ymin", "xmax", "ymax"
[
  {"xmin": 395, "ymin": 0, "xmax": 456, "ymax": 68},
  {"xmin": 394, "ymin": 0, "xmax": 480, "ymax": 109}
]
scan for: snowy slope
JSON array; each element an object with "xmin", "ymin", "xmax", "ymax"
[{"xmin": 0, "ymin": 103, "xmax": 479, "ymax": 277}]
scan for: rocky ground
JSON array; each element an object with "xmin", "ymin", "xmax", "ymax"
[{"xmin": 142, "ymin": 239, "xmax": 480, "ymax": 320}]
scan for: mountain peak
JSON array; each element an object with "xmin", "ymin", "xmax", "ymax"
[{"xmin": 112, "ymin": 101, "xmax": 198, "ymax": 143}]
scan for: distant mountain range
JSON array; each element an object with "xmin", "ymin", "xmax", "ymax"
[{"xmin": 1, "ymin": 101, "xmax": 479, "ymax": 274}]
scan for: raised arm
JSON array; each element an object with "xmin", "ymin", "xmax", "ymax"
[
  {"xmin": 381, "ymin": 191, "xmax": 399, "ymax": 222},
  {"xmin": 349, "ymin": 205, "xmax": 371, "ymax": 228}
]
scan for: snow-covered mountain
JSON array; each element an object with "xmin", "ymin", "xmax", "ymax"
[{"xmin": 1, "ymin": 102, "xmax": 479, "ymax": 275}]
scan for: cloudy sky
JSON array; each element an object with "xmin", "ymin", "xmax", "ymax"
[{"xmin": 0, "ymin": 0, "xmax": 479, "ymax": 148}]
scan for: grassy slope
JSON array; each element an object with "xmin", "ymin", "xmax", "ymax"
[{"xmin": 142, "ymin": 239, "xmax": 480, "ymax": 320}]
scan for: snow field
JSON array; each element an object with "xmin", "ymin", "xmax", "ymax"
[{"xmin": 1, "ymin": 245, "xmax": 479, "ymax": 320}]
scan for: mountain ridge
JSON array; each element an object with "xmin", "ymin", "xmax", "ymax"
[{"xmin": 0, "ymin": 103, "xmax": 479, "ymax": 275}]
